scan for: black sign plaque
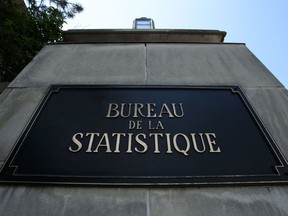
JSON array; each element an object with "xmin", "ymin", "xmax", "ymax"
[{"xmin": 0, "ymin": 85, "xmax": 288, "ymax": 185}]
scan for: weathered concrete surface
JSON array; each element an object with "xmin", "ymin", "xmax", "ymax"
[
  {"xmin": 0, "ymin": 88, "xmax": 46, "ymax": 166},
  {"xmin": 1, "ymin": 186, "xmax": 288, "ymax": 216},
  {"xmin": 243, "ymin": 88, "xmax": 288, "ymax": 158},
  {"xmin": 149, "ymin": 187, "xmax": 288, "ymax": 216},
  {"xmin": 146, "ymin": 44, "xmax": 282, "ymax": 87},
  {"xmin": 1, "ymin": 42, "xmax": 288, "ymax": 216},
  {"xmin": 0, "ymin": 186, "xmax": 147, "ymax": 216},
  {"xmin": 10, "ymin": 44, "xmax": 147, "ymax": 88}
]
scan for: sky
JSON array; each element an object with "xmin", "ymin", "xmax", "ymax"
[{"xmin": 63, "ymin": 0, "xmax": 288, "ymax": 88}]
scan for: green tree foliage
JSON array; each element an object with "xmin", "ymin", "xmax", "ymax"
[{"xmin": 0, "ymin": 0, "xmax": 83, "ymax": 81}]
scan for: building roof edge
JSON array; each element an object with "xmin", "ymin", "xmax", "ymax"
[{"xmin": 62, "ymin": 29, "xmax": 227, "ymax": 43}]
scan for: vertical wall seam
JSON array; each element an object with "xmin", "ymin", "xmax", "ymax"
[
  {"xmin": 145, "ymin": 43, "xmax": 148, "ymax": 84},
  {"xmin": 146, "ymin": 188, "xmax": 151, "ymax": 216}
]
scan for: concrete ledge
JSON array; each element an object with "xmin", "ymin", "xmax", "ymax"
[{"xmin": 62, "ymin": 29, "xmax": 227, "ymax": 43}]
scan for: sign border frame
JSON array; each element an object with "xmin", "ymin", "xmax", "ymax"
[{"xmin": 1, "ymin": 85, "xmax": 288, "ymax": 186}]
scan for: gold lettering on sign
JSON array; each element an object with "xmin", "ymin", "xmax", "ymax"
[
  {"xmin": 112, "ymin": 133, "xmax": 125, "ymax": 153},
  {"xmin": 106, "ymin": 103, "xmax": 120, "ymax": 118},
  {"xmin": 206, "ymin": 133, "xmax": 221, "ymax": 153},
  {"xmin": 147, "ymin": 103, "xmax": 156, "ymax": 117},
  {"xmin": 135, "ymin": 133, "xmax": 148, "ymax": 153},
  {"xmin": 68, "ymin": 101, "xmax": 223, "ymax": 156},
  {"xmin": 93, "ymin": 133, "xmax": 112, "ymax": 153},
  {"xmin": 148, "ymin": 121, "xmax": 164, "ymax": 130},
  {"xmin": 69, "ymin": 132, "xmax": 221, "ymax": 155},
  {"xmin": 190, "ymin": 133, "xmax": 205, "ymax": 153},
  {"xmin": 149, "ymin": 133, "xmax": 162, "ymax": 153},
  {"xmin": 173, "ymin": 133, "xmax": 190, "ymax": 156},
  {"xmin": 106, "ymin": 103, "xmax": 184, "ymax": 118},
  {"xmin": 69, "ymin": 133, "xmax": 83, "ymax": 152},
  {"xmin": 165, "ymin": 133, "xmax": 173, "ymax": 154},
  {"xmin": 86, "ymin": 133, "xmax": 99, "ymax": 152}
]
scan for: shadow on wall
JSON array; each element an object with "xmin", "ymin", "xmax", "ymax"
[{"xmin": 0, "ymin": 82, "xmax": 10, "ymax": 94}]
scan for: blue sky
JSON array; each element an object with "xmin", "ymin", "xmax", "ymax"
[{"xmin": 63, "ymin": 0, "xmax": 288, "ymax": 88}]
